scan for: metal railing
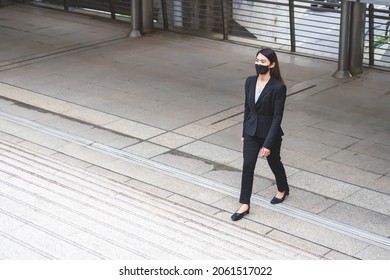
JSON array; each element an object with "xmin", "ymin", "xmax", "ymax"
[
  {"xmin": 28, "ymin": 0, "xmax": 132, "ymax": 19},
  {"xmin": 366, "ymin": 3, "xmax": 390, "ymax": 68},
  {"xmin": 26, "ymin": 0, "xmax": 390, "ymax": 70},
  {"xmin": 154, "ymin": 1, "xmax": 343, "ymax": 59}
]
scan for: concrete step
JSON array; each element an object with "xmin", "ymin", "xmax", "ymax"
[
  {"xmin": 0, "ymin": 139, "xmax": 319, "ymax": 259},
  {"xmin": 2, "ymin": 108, "xmax": 390, "ymax": 260}
]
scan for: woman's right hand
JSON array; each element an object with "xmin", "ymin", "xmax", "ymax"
[{"xmin": 241, "ymin": 137, "xmax": 244, "ymax": 144}]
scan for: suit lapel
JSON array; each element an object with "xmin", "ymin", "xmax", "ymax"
[{"xmin": 248, "ymin": 76, "xmax": 257, "ymax": 109}]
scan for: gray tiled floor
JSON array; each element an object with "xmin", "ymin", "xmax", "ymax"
[{"xmin": 1, "ymin": 3, "xmax": 389, "ymax": 260}]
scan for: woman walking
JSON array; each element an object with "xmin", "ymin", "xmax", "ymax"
[{"xmin": 231, "ymin": 48, "xmax": 290, "ymax": 221}]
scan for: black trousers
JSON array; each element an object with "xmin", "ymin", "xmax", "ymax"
[{"xmin": 239, "ymin": 134, "xmax": 289, "ymax": 205}]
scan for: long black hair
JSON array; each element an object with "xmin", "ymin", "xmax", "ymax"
[{"xmin": 256, "ymin": 48, "xmax": 284, "ymax": 85}]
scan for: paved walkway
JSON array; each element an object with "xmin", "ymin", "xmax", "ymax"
[{"xmin": 0, "ymin": 4, "xmax": 389, "ymax": 259}]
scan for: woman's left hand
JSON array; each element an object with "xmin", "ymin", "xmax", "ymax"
[{"xmin": 260, "ymin": 147, "xmax": 271, "ymax": 158}]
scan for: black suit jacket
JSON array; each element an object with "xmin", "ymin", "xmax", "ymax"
[{"xmin": 242, "ymin": 75, "xmax": 287, "ymax": 149}]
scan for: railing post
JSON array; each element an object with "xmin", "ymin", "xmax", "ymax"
[
  {"xmin": 289, "ymin": 0, "xmax": 296, "ymax": 52},
  {"xmin": 161, "ymin": 0, "xmax": 169, "ymax": 30},
  {"xmin": 333, "ymin": 0, "xmax": 352, "ymax": 78},
  {"xmin": 368, "ymin": 4, "xmax": 375, "ymax": 66},
  {"xmin": 220, "ymin": 0, "xmax": 227, "ymax": 40},
  {"xmin": 109, "ymin": 0, "xmax": 115, "ymax": 20},
  {"xmin": 64, "ymin": 0, "xmax": 69, "ymax": 11}
]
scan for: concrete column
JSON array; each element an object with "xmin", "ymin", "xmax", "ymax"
[
  {"xmin": 349, "ymin": 1, "xmax": 367, "ymax": 76},
  {"xmin": 333, "ymin": 0, "xmax": 353, "ymax": 79},
  {"xmin": 142, "ymin": 0, "xmax": 154, "ymax": 34},
  {"xmin": 130, "ymin": 0, "xmax": 142, "ymax": 37}
]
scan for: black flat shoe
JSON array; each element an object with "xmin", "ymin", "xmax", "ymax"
[
  {"xmin": 231, "ymin": 206, "xmax": 250, "ymax": 221},
  {"xmin": 270, "ymin": 191, "xmax": 289, "ymax": 205}
]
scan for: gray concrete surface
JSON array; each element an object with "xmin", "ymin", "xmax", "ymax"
[{"xmin": 0, "ymin": 4, "xmax": 389, "ymax": 260}]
